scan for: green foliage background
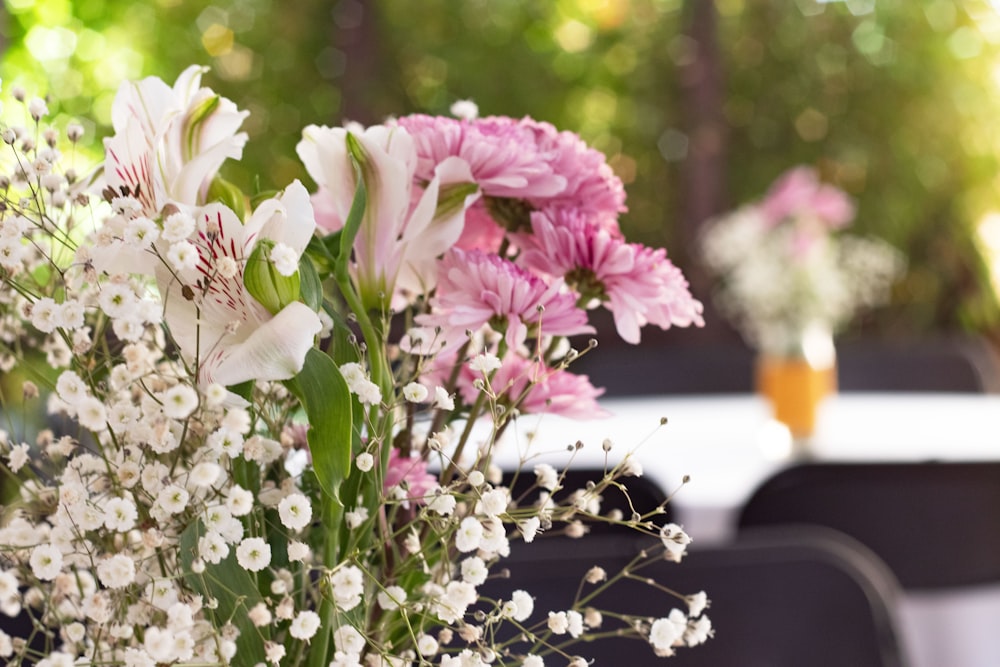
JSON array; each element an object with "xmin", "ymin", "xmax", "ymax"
[{"xmin": 4, "ymin": 0, "xmax": 1000, "ymax": 339}]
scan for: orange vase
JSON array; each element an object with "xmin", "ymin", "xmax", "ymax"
[{"xmin": 756, "ymin": 355, "xmax": 837, "ymax": 439}]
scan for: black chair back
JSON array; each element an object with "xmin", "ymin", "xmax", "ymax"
[{"xmin": 738, "ymin": 462, "xmax": 1000, "ymax": 589}]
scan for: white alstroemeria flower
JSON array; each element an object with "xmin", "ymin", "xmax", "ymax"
[
  {"xmin": 297, "ymin": 123, "xmax": 479, "ymax": 309},
  {"xmin": 159, "ymin": 181, "xmax": 321, "ymax": 390},
  {"xmin": 103, "ymin": 65, "xmax": 249, "ymax": 218}
]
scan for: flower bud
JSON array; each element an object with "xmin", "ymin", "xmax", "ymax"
[{"xmin": 243, "ymin": 240, "xmax": 301, "ymax": 315}]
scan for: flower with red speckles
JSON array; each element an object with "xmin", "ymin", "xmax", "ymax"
[
  {"xmin": 104, "ymin": 65, "xmax": 249, "ymax": 218},
  {"xmin": 159, "ymin": 181, "xmax": 321, "ymax": 391}
]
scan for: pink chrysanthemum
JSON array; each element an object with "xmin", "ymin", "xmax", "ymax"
[
  {"xmin": 416, "ymin": 248, "xmax": 593, "ymax": 351},
  {"xmin": 518, "ymin": 209, "xmax": 704, "ymax": 345},
  {"xmin": 384, "ymin": 449, "xmax": 438, "ymax": 504},
  {"xmin": 519, "ymin": 117, "xmax": 627, "ymax": 227},
  {"xmin": 759, "ymin": 166, "xmax": 854, "ymax": 229},
  {"xmin": 397, "ymin": 114, "xmax": 566, "ymax": 200}
]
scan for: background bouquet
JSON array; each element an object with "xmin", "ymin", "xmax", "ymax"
[
  {"xmin": 700, "ymin": 166, "xmax": 904, "ymax": 359},
  {"xmin": 0, "ymin": 66, "xmax": 709, "ymax": 666}
]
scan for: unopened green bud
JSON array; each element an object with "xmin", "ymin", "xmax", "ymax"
[{"xmin": 244, "ymin": 240, "xmax": 301, "ymax": 314}]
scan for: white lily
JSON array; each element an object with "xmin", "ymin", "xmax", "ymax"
[
  {"xmin": 160, "ymin": 180, "xmax": 321, "ymax": 389},
  {"xmin": 103, "ymin": 65, "xmax": 249, "ymax": 216},
  {"xmin": 296, "ymin": 123, "xmax": 479, "ymax": 310}
]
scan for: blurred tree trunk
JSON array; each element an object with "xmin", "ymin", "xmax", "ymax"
[
  {"xmin": 678, "ymin": 0, "xmax": 734, "ymax": 340},
  {"xmin": 678, "ymin": 0, "xmax": 727, "ymax": 245},
  {"xmin": 335, "ymin": 0, "xmax": 380, "ymax": 125}
]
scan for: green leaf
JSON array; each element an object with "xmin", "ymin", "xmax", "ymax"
[
  {"xmin": 180, "ymin": 520, "xmax": 268, "ymax": 665},
  {"xmin": 283, "ymin": 348, "xmax": 353, "ymax": 501},
  {"xmin": 207, "ymin": 176, "xmax": 248, "ymax": 221}
]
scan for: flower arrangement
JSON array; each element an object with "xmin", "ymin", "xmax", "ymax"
[
  {"xmin": 0, "ymin": 66, "xmax": 709, "ymax": 667},
  {"xmin": 700, "ymin": 166, "xmax": 904, "ymax": 358}
]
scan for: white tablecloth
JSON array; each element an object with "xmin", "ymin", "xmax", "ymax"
[{"xmin": 487, "ymin": 393, "xmax": 1000, "ymax": 667}]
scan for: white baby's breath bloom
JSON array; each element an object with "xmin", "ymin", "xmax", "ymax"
[
  {"xmin": 189, "ymin": 461, "xmax": 221, "ymax": 487},
  {"xmin": 270, "ymin": 242, "xmax": 299, "ymax": 276},
  {"xmin": 226, "ymin": 485, "xmax": 254, "ymax": 516},
  {"xmin": 287, "ymin": 540, "xmax": 310, "ymax": 562},
  {"xmin": 76, "ymin": 396, "xmax": 108, "ymax": 431},
  {"xmin": 685, "ymin": 615, "xmax": 713, "ymax": 646},
  {"xmin": 236, "ymin": 537, "xmax": 272, "ymax": 572},
  {"xmin": 475, "ymin": 488, "xmax": 508, "ymax": 517},
  {"xmin": 416, "ymin": 634, "xmax": 439, "ymax": 657},
  {"xmin": 166, "ymin": 240, "xmax": 199, "ymax": 271},
  {"xmin": 450, "ymin": 99, "xmax": 479, "ymax": 120},
  {"xmin": 467, "ymin": 470, "xmax": 485, "ymax": 487},
  {"xmin": 222, "ymin": 407, "xmax": 252, "ymax": 434},
  {"xmin": 355, "ymin": 452, "xmax": 374, "ymax": 472},
  {"xmin": 162, "ymin": 212, "xmax": 195, "ymax": 243},
  {"xmin": 97, "ymin": 554, "xmax": 136, "ymax": 588},
  {"xmin": 161, "ymin": 384, "xmax": 199, "ymax": 419},
  {"xmin": 7, "ymin": 443, "xmax": 29, "ymax": 473},
  {"xmin": 660, "ymin": 523, "xmax": 692, "ymax": 562},
  {"xmin": 433, "ymin": 386, "xmax": 455, "ymax": 410},
  {"xmin": 460, "ymin": 556, "xmax": 488, "ymax": 586},
  {"xmin": 28, "ymin": 97, "xmax": 48, "ymax": 120},
  {"xmin": 547, "ymin": 611, "xmax": 569, "ymax": 635},
  {"xmin": 435, "ymin": 580, "xmax": 476, "ymax": 624},
  {"xmin": 333, "ymin": 625, "xmax": 366, "ymax": 655},
  {"xmin": 376, "ymin": 585, "xmax": 407, "ymax": 610},
  {"xmin": 278, "ymin": 493, "xmax": 313, "ymax": 531},
  {"xmin": 345, "ymin": 507, "xmax": 369, "ymax": 530},
  {"xmin": 56, "ymin": 370, "xmax": 87, "ymax": 406},
  {"xmin": 533, "ymin": 463, "xmax": 559, "ymax": 491},
  {"xmin": 649, "ymin": 610, "xmax": 688, "ymax": 651},
  {"xmin": 427, "ymin": 488, "xmax": 456, "ymax": 516},
  {"xmin": 156, "ymin": 485, "xmax": 190, "ymax": 515},
  {"xmin": 519, "ymin": 516, "xmax": 541, "ymax": 543},
  {"xmin": 469, "ymin": 352, "xmax": 502, "ymax": 373},
  {"xmin": 455, "ymin": 516, "xmax": 484, "ymax": 553},
  {"xmin": 29, "ymin": 544, "xmax": 62, "ymax": 581},
  {"xmin": 339, "ymin": 362, "xmax": 366, "ymax": 386},
  {"xmin": 621, "ymin": 456, "xmax": 644, "ymax": 477},
  {"xmin": 355, "ymin": 379, "xmax": 382, "ymax": 406},
  {"xmin": 103, "ymin": 496, "xmax": 138, "ymax": 532},
  {"xmin": 124, "ymin": 216, "xmax": 159, "ymax": 248},
  {"xmin": 216, "ymin": 255, "xmax": 239, "ymax": 278},
  {"xmin": 265, "ymin": 641, "xmax": 285, "ymax": 665},
  {"xmin": 248, "ymin": 602, "xmax": 272, "ymax": 627},
  {"xmin": 203, "ymin": 383, "xmax": 228, "ymax": 407},
  {"xmin": 509, "ymin": 589, "xmax": 534, "ymax": 622},
  {"xmin": 585, "ymin": 566, "xmax": 607, "ymax": 584},
  {"xmin": 402, "ymin": 382, "xmax": 428, "ymax": 403},
  {"xmin": 522, "ymin": 656, "xmax": 544, "ymax": 667},
  {"xmin": 0, "ymin": 237, "xmax": 25, "ymax": 269},
  {"xmin": 329, "ymin": 565, "xmax": 364, "ymax": 611},
  {"xmin": 31, "ymin": 296, "xmax": 59, "ymax": 333},
  {"xmin": 289, "ymin": 609, "xmax": 321, "ymax": 640},
  {"xmin": 198, "ymin": 531, "xmax": 229, "ymax": 565},
  {"xmin": 328, "ymin": 651, "xmax": 362, "ymax": 667},
  {"xmin": 566, "ymin": 610, "xmax": 584, "ymax": 638},
  {"xmin": 687, "ymin": 590, "xmax": 709, "ymax": 617}
]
